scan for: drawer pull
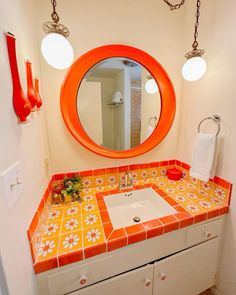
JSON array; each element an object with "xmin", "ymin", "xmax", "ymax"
[
  {"xmin": 205, "ymin": 231, "xmax": 212, "ymax": 238},
  {"xmin": 144, "ymin": 278, "xmax": 152, "ymax": 287},
  {"xmin": 159, "ymin": 272, "xmax": 167, "ymax": 281},
  {"xmin": 79, "ymin": 275, "xmax": 88, "ymax": 285}
]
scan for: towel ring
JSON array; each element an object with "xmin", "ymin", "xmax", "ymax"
[
  {"xmin": 198, "ymin": 114, "xmax": 221, "ymax": 136},
  {"xmin": 148, "ymin": 116, "xmax": 157, "ymax": 126}
]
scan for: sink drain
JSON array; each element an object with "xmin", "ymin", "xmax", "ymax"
[{"xmin": 133, "ymin": 216, "xmax": 141, "ymax": 223}]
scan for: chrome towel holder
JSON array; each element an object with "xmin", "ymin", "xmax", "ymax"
[{"xmin": 198, "ymin": 114, "xmax": 221, "ymax": 136}]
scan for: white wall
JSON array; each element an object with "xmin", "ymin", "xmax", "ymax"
[
  {"xmin": 0, "ymin": 0, "xmax": 51, "ymax": 294},
  {"xmin": 178, "ymin": 0, "xmax": 236, "ymax": 294},
  {"xmin": 36, "ymin": 0, "xmax": 186, "ymax": 172}
]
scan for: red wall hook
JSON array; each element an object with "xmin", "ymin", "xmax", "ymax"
[
  {"xmin": 34, "ymin": 78, "xmax": 43, "ymax": 110},
  {"xmin": 5, "ymin": 32, "xmax": 31, "ymax": 123}
]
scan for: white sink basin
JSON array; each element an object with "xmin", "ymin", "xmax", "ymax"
[{"xmin": 104, "ymin": 188, "xmax": 177, "ymax": 229}]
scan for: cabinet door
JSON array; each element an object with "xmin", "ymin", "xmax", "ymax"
[
  {"xmin": 71, "ymin": 264, "xmax": 153, "ymax": 295},
  {"xmin": 153, "ymin": 237, "xmax": 220, "ymax": 295}
]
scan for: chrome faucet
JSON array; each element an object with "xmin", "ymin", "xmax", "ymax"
[{"xmin": 119, "ymin": 171, "xmax": 133, "ymax": 189}]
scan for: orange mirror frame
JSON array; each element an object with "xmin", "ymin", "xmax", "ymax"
[{"xmin": 60, "ymin": 45, "xmax": 176, "ymax": 159}]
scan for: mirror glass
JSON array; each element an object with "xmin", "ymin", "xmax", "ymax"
[{"xmin": 77, "ymin": 58, "xmax": 161, "ymax": 151}]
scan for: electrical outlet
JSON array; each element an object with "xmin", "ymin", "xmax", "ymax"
[{"xmin": 1, "ymin": 161, "xmax": 23, "ymax": 209}]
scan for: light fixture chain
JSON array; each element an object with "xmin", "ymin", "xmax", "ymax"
[
  {"xmin": 192, "ymin": 0, "xmax": 201, "ymax": 50},
  {"xmin": 163, "ymin": 0, "xmax": 186, "ymax": 10},
  {"xmin": 51, "ymin": 0, "xmax": 59, "ymax": 23}
]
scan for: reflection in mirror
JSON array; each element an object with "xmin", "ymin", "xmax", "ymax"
[{"xmin": 77, "ymin": 58, "xmax": 161, "ymax": 151}]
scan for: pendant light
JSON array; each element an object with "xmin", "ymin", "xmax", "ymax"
[
  {"xmin": 145, "ymin": 75, "xmax": 159, "ymax": 94},
  {"xmin": 182, "ymin": 0, "xmax": 207, "ymax": 81},
  {"xmin": 41, "ymin": 0, "xmax": 74, "ymax": 69}
]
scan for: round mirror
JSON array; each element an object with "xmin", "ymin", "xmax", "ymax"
[
  {"xmin": 61, "ymin": 45, "xmax": 176, "ymax": 158},
  {"xmin": 77, "ymin": 57, "xmax": 161, "ymax": 151}
]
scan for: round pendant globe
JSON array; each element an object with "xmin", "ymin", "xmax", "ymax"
[
  {"xmin": 41, "ymin": 33, "xmax": 74, "ymax": 69},
  {"xmin": 145, "ymin": 78, "xmax": 159, "ymax": 94},
  {"xmin": 182, "ymin": 56, "xmax": 207, "ymax": 81}
]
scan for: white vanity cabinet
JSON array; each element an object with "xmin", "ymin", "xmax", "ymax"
[{"xmin": 37, "ymin": 216, "xmax": 224, "ymax": 295}]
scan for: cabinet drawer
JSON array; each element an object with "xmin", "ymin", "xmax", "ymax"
[
  {"xmin": 186, "ymin": 218, "xmax": 223, "ymax": 247},
  {"xmin": 71, "ymin": 264, "xmax": 153, "ymax": 295},
  {"xmin": 47, "ymin": 255, "xmax": 113, "ymax": 295}
]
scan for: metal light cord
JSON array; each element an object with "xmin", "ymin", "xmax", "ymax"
[
  {"xmin": 192, "ymin": 0, "xmax": 201, "ymax": 51},
  {"xmin": 51, "ymin": 0, "xmax": 59, "ymax": 23},
  {"xmin": 163, "ymin": 0, "xmax": 186, "ymax": 10}
]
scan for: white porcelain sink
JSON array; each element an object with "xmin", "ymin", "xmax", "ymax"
[{"xmin": 104, "ymin": 188, "xmax": 177, "ymax": 229}]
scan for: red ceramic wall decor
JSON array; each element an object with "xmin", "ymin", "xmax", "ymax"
[
  {"xmin": 34, "ymin": 78, "xmax": 43, "ymax": 110},
  {"xmin": 26, "ymin": 60, "xmax": 38, "ymax": 111},
  {"xmin": 5, "ymin": 32, "xmax": 31, "ymax": 123}
]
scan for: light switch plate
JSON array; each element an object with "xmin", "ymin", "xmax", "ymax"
[{"xmin": 1, "ymin": 161, "xmax": 23, "ymax": 209}]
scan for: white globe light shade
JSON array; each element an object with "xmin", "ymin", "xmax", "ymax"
[
  {"xmin": 145, "ymin": 78, "xmax": 159, "ymax": 94},
  {"xmin": 182, "ymin": 56, "xmax": 207, "ymax": 81},
  {"xmin": 41, "ymin": 33, "xmax": 74, "ymax": 69}
]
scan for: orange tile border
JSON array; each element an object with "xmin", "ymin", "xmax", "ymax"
[
  {"xmin": 125, "ymin": 224, "xmax": 146, "ymax": 245},
  {"xmin": 58, "ymin": 250, "xmax": 84, "ymax": 267},
  {"xmin": 84, "ymin": 243, "xmax": 107, "ymax": 259},
  {"xmin": 143, "ymin": 219, "xmax": 163, "ymax": 239},
  {"xmin": 34, "ymin": 257, "xmax": 58, "ymax": 274}
]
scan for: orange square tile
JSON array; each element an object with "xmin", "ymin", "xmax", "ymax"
[
  {"xmin": 159, "ymin": 215, "xmax": 179, "ymax": 233},
  {"xmin": 97, "ymin": 200, "xmax": 107, "ymax": 211},
  {"xmin": 174, "ymin": 205, "xmax": 189, "ymax": 214},
  {"xmin": 181, "ymin": 202, "xmax": 206, "ymax": 216},
  {"xmin": 103, "ymin": 222, "xmax": 113, "ymax": 239},
  {"xmin": 108, "ymin": 228, "xmax": 126, "ymax": 240},
  {"xmin": 37, "ymin": 236, "xmax": 59, "ymax": 262},
  {"xmin": 94, "ymin": 175, "xmax": 106, "ymax": 187},
  {"xmin": 174, "ymin": 212, "xmax": 194, "ymax": 228},
  {"xmin": 81, "ymin": 202, "xmax": 99, "ymax": 214},
  {"xmin": 61, "ymin": 216, "xmax": 81, "ymax": 233},
  {"xmin": 125, "ymin": 224, "xmax": 146, "ymax": 245},
  {"xmin": 43, "ymin": 219, "xmax": 62, "ymax": 238},
  {"xmin": 80, "ymin": 170, "xmax": 93, "ymax": 177},
  {"xmin": 100, "ymin": 210, "xmax": 111, "ymax": 224},
  {"xmin": 64, "ymin": 204, "xmax": 81, "ymax": 218},
  {"xmin": 164, "ymin": 196, "xmax": 178, "ymax": 206},
  {"xmin": 53, "ymin": 173, "xmax": 66, "ymax": 181},
  {"xmin": 195, "ymin": 199, "xmax": 217, "ymax": 211},
  {"xmin": 58, "ymin": 250, "xmax": 83, "ymax": 267},
  {"xmin": 207, "ymin": 208, "xmax": 220, "ymax": 219},
  {"xmin": 214, "ymin": 176, "xmax": 231, "ymax": 189},
  {"xmin": 83, "ymin": 225, "xmax": 105, "ymax": 248},
  {"xmin": 143, "ymin": 219, "xmax": 163, "ymax": 239},
  {"xmin": 37, "ymin": 198, "xmax": 45, "ymax": 217},
  {"xmin": 219, "ymin": 205, "xmax": 229, "ymax": 215},
  {"xmin": 28, "ymin": 212, "xmax": 39, "ymax": 241},
  {"xmin": 82, "ymin": 212, "xmax": 102, "ymax": 228},
  {"xmin": 194, "ymin": 212, "xmax": 208, "ymax": 223},
  {"xmin": 82, "ymin": 195, "xmax": 96, "ymax": 202},
  {"xmin": 82, "ymin": 176, "xmax": 94, "ymax": 188},
  {"xmin": 48, "ymin": 207, "xmax": 64, "ymax": 221},
  {"xmin": 84, "ymin": 243, "xmax": 107, "ymax": 258},
  {"xmin": 107, "ymin": 236, "xmax": 127, "ymax": 251},
  {"xmin": 212, "ymin": 185, "xmax": 229, "ymax": 203},
  {"xmin": 34, "ymin": 257, "xmax": 58, "ymax": 274},
  {"xmin": 58, "ymin": 231, "xmax": 83, "ymax": 255},
  {"xmin": 106, "ymin": 174, "xmax": 118, "ymax": 187}
]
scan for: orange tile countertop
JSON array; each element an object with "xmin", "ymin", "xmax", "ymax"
[{"xmin": 28, "ymin": 160, "xmax": 232, "ymax": 274}]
